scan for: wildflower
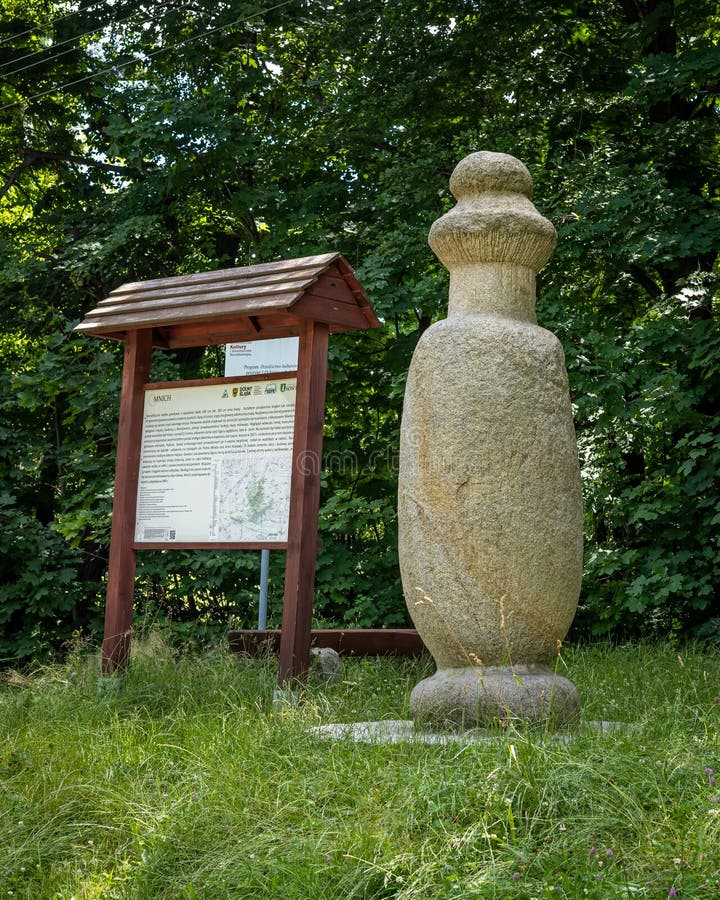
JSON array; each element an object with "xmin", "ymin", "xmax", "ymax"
[
  {"xmin": 669, "ymin": 888, "xmax": 678, "ymax": 897},
  {"xmin": 704, "ymin": 767, "xmax": 714, "ymax": 776},
  {"xmin": 512, "ymin": 872, "xmax": 520, "ymax": 881},
  {"xmin": 605, "ymin": 849, "xmax": 613, "ymax": 857},
  {"xmin": 588, "ymin": 847, "xmax": 597, "ymax": 857},
  {"xmin": 711, "ymin": 797, "xmax": 718, "ymax": 804}
]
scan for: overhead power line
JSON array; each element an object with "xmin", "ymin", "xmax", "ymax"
[
  {"xmin": 0, "ymin": 0, "xmax": 298, "ymax": 113},
  {"xmin": 0, "ymin": 4, "xmax": 152, "ymax": 78},
  {"xmin": 0, "ymin": 3, "xmax": 209, "ymax": 80},
  {"xmin": 0, "ymin": 0, "xmax": 108, "ymax": 49}
]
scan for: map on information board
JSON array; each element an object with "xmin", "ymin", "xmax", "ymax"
[
  {"xmin": 209, "ymin": 454, "xmax": 292, "ymax": 542},
  {"xmin": 135, "ymin": 379, "xmax": 296, "ymax": 544}
]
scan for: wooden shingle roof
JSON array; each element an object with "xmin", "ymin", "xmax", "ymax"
[{"xmin": 75, "ymin": 252, "xmax": 379, "ymax": 349}]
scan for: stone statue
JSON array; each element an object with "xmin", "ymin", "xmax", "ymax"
[{"xmin": 398, "ymin": 151, "xmax": 583, "ymax": 727}]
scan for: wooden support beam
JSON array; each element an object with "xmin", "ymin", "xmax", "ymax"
[
  {"xmin": 278, "ymin": 320, "xmax": 329, "ymax": 683},
  {"xmin": 229, "ymin": 629, "xmax": 426, "ymax": 658},
  {"xmin": 102, "ymin": 329, "xmax": 152, "ymax": 673}
]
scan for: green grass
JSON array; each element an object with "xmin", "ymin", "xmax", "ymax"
[{"xmin": 1, "ymin": 635, "xmax": 719, "ymax": 899}]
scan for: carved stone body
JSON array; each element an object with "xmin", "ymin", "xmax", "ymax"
[{"xmin": 398, "ymin": 152, "xmax": 583, "ymax": 726}]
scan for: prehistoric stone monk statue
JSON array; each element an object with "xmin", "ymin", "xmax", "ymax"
[{"xmin": 398, "ymin": 151, "xmax": 583, "ymax": 726}]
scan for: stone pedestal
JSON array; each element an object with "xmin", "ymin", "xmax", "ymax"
[{"xmin": 398, "ymin": 151, "xmax": 583, "ymax": 727}]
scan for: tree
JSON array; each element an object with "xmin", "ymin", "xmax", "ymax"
[{"xmin": 0, "ymin": 0, "xmax": 718, "ymax": 662}]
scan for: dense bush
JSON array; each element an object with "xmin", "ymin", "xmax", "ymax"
[{"xmin": 0, "ymin": 0, "xmax": 717, "ymax": 661}]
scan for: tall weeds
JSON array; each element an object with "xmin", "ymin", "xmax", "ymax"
[{"xmin": 1, "ymin": 636, "xmax": 719, "ymax": 898}]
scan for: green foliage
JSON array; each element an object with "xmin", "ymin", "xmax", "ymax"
[
  {"xmin": 569, "ymin": 289, "xmax": 720, "ymax": 635},
  {"xmin": 0, "ymin": 324, "xmax": 122, "ymax": 661},
  {"xmin": 0, "ymin": 0, "xmax": 718, "ymax": 659}
]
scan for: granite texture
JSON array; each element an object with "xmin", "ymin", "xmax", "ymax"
[
  {"xmin": 409, "ymin": 665, "xmax": 581, "ymax": 728},
  {"xmin": 398, "ymin": 151, "xmax": 583, "ymax": 726}
]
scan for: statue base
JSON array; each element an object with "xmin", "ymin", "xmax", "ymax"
[{"xmin": 410, "ymin": 664, "xmax": 581, "ymax": 728}]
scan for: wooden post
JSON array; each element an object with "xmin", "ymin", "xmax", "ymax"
[
  {"xmin": 278, "ymin": 320, "xmax": 329, "ymax": 682},
  {"xmin": 102, "ymin": 329, "xmax": 153, "ymax": 674}
]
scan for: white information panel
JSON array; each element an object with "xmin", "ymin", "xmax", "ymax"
[
  {"xmin": 135, "ymin": 379, "xmax": 297, "ymax": 544},
  {"xmin": 224, "ymin": 337, "xmax": 299, "ymax": 377}
]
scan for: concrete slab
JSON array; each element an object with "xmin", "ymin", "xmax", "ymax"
[{"xmin": 308, "ymin": 719, "xmax": 632, "ymax": 745}]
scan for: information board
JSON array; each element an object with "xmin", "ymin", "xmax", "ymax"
[
  {"xmin": 225, "ymin": 337, "xmax": 299, "ymax": 377},
  {"xmin": 135, "ymin": 378, "xmax": 297, "ymax": 544}
]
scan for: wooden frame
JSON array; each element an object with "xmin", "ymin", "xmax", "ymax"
[
  {"xmin": 279, "ymin": 320, "xmax": 329, "ymax": 681},
  {"xmin": 102, "ymin": 329, "xmax": 152, "ymax": 672},
  {"xmin": 229, "ymin": 629, "xmax": 425, "ymax": 658},
  {"xmin": 132, "ymin": 370, "xmax": 297, "ymax": 551},
  {"xmin": 75, "ymin": 254, "xmax": 381, "ymax": 682}
]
